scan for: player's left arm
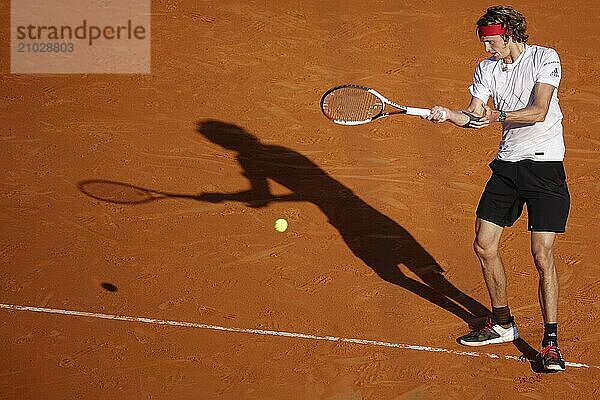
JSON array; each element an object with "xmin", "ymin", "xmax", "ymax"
[
  {"xmin": 473, "ymin": 48, "xmax": 562, "ymax": 128},
  {"xmin": 484, "ymin": 82, "xmax": 556, "ymax": 124}
]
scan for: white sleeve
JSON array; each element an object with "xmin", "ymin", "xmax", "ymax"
[
  {"xmin": 537, "ymin": 48, "xmax": 561, "ymax": 88},
  {"xmin": 469, "ymin": 62, "xmax": 491, "ymax": 103}
]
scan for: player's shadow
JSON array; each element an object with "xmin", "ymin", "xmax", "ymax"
[{"xmin": 196, "ymin": 119, "xmax": 490, "ymax": 324}]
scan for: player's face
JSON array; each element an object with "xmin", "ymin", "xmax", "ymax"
[{"xmin": 480, "ymin": 35, "xmax": 509, "ymax": 60}]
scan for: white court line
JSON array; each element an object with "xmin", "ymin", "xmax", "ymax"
[{"xmin": 0, "ymin": 303, "xmax": 596, "ymax": 370}]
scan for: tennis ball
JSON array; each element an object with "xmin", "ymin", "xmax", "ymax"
[{"xmin": 274, "ymin": 218, "xmax": 288, "ymax": 232}]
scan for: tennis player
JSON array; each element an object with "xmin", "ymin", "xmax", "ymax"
[{"xmin": 423, "ymin": 6, "xmax": 569, "ymax": 371}]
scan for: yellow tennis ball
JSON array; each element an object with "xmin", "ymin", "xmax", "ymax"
[{"xmin": 274, "ymin": 218, "xmax": 288, "ymax": 232}]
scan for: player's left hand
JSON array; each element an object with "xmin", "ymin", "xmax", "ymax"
[{"xmin": 469, "ymin": 106, "xmax": 499, "ymax": 129}]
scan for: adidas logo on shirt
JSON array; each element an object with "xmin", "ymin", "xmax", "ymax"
[{"xmin": 550, "ymin": 68, "xmax": 560, "ymax": 78}]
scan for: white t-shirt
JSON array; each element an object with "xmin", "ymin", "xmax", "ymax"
[{"xmin": 469, "ymin": 44, "xmax": 564, "ymax": 161}]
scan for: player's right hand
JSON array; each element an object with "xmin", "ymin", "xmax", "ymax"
[{"xmin": 423, "ymin": 106, "xmax": 449, "ymax": 123}]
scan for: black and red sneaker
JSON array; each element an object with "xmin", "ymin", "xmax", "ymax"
[{"xmin": 539, "ymin": 342, "xmax": 566, "ymax": 371}]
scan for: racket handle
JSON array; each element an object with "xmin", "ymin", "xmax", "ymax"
[{"xmin": 405, "ymin": 107, "xmax": 433, "ymax": 117}]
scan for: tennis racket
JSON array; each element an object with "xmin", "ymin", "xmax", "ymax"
[{"xmin": 320, "ymin": 84, "xmax": 443, "ymax": 125}]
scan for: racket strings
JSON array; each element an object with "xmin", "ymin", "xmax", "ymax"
[{"xmin": 323, "ymin": 88, "xmax": 382, "ymax": 122}]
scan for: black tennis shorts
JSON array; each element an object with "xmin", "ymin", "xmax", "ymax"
[{"xmin": 476, "ymin": 159, "xmax": 570, "ymax": 232}]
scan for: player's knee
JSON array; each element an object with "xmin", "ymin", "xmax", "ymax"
[
  {"xmin": 532, "ymin": 248, "xmax": 554, "ymax": 271},
  {"xmin": 473, "ymin": 238, "xmax": 498, "ymax": 260}
]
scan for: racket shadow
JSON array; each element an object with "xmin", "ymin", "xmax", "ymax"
[{"xmin": 78, "ymin": 179, "xmax": 201, "ymax": 204}]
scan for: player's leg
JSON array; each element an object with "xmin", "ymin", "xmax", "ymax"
[
  {"xmin": 474, "ymin": 218, "xmax": 508, "ymax": 308},
  {"xmin": 531, "ymin": 232, "xmax": 559, "ymax": 325},
  {"xmin": 473, "ymin": 160, "xmax": 521, "ymax": 312},
  {"xmin": 458, "ymin": 218, "xmax": 519, "ymax": 346},
  {"xmin": 531, "ymin": 231, "xmax": 566, "ymax": 371},
  {"xmin": 522, "ymin": 160, "xmax": 570, "ymax": 371},
  {"xmin": 458, "ymin": 160, "xmax": 523, "ymax": 347}
]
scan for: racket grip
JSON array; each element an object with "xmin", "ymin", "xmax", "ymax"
[{"xmin": 405, "ymin": 107, "xmax": 433, "ymax": 117}]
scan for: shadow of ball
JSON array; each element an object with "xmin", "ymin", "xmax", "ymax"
[{"xmin": 101, "ymin": 282, "xmax": 118, "ymax": 292}]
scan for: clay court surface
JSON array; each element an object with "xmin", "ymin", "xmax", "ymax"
[{"xmin": 2, "ymin": 0, "xmax": 600, "ymax": 398}]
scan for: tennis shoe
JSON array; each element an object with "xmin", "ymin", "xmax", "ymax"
[
  {"xmin": 458, "ymin": 316, "xmax": 519, "ymax": 346},
  {"xmin": 539, "ymin": 342, "xmax": 566, "ymax": 371}
]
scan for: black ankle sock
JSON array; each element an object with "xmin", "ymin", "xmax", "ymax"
[
  {"xmin": 492, "ymin": 306, "xmax": 512, "ymax": 326},
  {"xmin": 543, "ymin": 323, "xmax": 558, "ymax": 347}
]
